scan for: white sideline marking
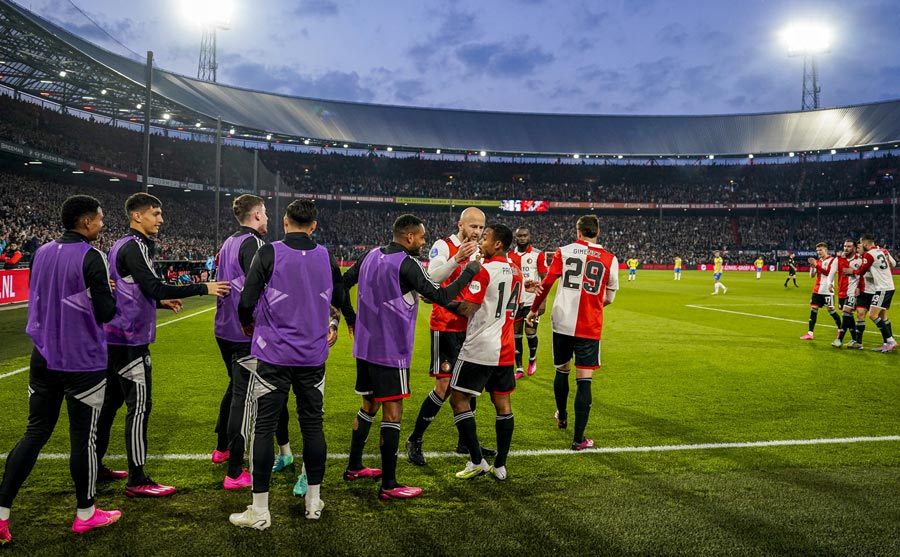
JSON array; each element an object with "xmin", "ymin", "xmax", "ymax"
[
  {"xmin": 0, "ymin": 306, "xmax": 215, "ymax": 380},
  {"xmin": 686, "ymin": 305, "xmax": 881, "ymax": 336},
  {"xmin": 3, "ymin": 435, "xmax": 898, "ymax": 461}
]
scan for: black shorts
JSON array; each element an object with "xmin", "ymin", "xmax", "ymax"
[
  {"xmin": 838, "ymin": 297, "xmax": 856, "ymax": 310},
  {"xmin": 450, "ymin": 360, "xmax": 516, "ymax": 396},
  {"xmin": 810, "ymin": 294, "xmax": 835, "ymax": 308},
  {"xmin": 513, "ymin": 305, "xmax": 541, "ymax": 325},
  {"xmin": 429, "ymin": 330, "xmax": 466, "ymax": 378},
  {"xmin": 355, "ymin": 359, "xmax": 410, "ymax": 402},
  {"xmin": 552, "ymin": 332, "xmax": 601, "ymax": 369},
  {"xmin": 871, "ymin": 290, "xmax": 895, "ymax": 310},
  {"xmin": 788, "ymin": 269, "xmax": 797, "ymax": 277},
  {"xmin": 856, "ymin": 292, "xmax": 874, "ymax": 309}
]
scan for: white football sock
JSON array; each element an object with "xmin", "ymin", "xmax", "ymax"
[
  {"xmin": 252, "ymin": 491, "xmax": 269, "ymax": 511},
  {"xmin": 76, "ymin": 506, "xmax": 95, "ymax": 521}
]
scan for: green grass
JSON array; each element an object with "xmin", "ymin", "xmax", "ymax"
[{"xmin": 1, "ymin": 270, "xmax": 898, "ymax": 556}]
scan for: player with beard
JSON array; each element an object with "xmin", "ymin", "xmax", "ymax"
[
  {"xmin": 507, "ymin": 227, "xmax": 547, "ymax": 379},
  {"xmin": 405, "ymin": 208, "xmax": 496, "ymax": 466}
]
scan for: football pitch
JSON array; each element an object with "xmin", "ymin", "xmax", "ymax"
[{"xmin": 0, "ymin": 270, "xmax": 898, "ymax": 556}]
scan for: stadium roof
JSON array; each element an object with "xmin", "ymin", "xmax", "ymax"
[{"xmin": 2, "ymin": 0, "xmax": 900, "ymax": 159}]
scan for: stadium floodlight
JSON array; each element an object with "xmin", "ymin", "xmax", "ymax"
[
  {"xmin": 436, "ymin": 149, "xmax": 441, "ymax": 154},
  {"xmin": 708, "ymin": 155, "xmax": 715, "ymax": 160},
  {"xmin": 789, "ymin": 152, "xmax": 795, "ymax": 157},
  {"xmin": 303, "ymin": 139, "xmax": 310, "ymax": 145},
  {"xmin": 830, "ymin": 149, "xmax": 837, "ymax": 154},
  {"xmin": 479, "ymin": 150, "xmax": 487, "ymax": 157},
  {"xmin": 162, "ymin": 113, "xmax": 171, "ymax": 120},
  {"xmin": 386, "ymin": 147, "xmax": 393, "ymax": 152},
  {"xmin": 617, "ymin": 155, "xmax": 623, "ymax": 159},
  {"xmin": 748, "ymin": 154, "xmax": 754, "ymax": 159},
  {"xmin": 136, "ymin": 103, "xmax": 142, "ymax": 110},
  {"xmin": 780, "ymin": 23, "xmax": 831, "ymax": 56},
  {"xmin": 100, "ymin": 89, "xmax": 107, "ymax": 95},
  {"xmin": 182, "ymin": 0, "xmax": 234, "ymax": 27},
  {"xmin": 780, "ymin": 22, "xmax": 832, "ymax": 110},
  {"xmin": 573, "ymin": 154, "xmax": 580, "ymax": 159},
  {"xmin": 195, "ymin": 122, "xmax": 202, "ymax": 128},
  {"xmin": 183, "ymin": 0, "xmax": 234, "ymax": 82},
  {"xmin": 266, "ymin": 134, "xmax": 272, "ymax": 140},
  {"xmin": 343, "ymin": 143, "xmax": 349, "ymax": 148},
  {"xmin": 874, "ymin": 146, "xmax": 879, "ymax": 151},
  {"xmin": 58, "ymin": 70, "xmax": 67, "ymax": 78},
  {"xmin": 229, "ymin": 128, "xmax": 235, "ymax": 135}
]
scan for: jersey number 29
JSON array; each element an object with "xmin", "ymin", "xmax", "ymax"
[{"xmin": 562, "ymin": 258, "xmax": 605, "ymax": 295}]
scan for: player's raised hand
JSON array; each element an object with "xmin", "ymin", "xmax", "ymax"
[
  {"xmin": 455, "ymin": 240, "xmax": 478, "ymax": 262},
  {"xmin": 466, "ymin": 254, "xmax": 482, "ymax": 274},
  {"xmin": 807, "ymin": 257, "xmax": 816, "ymax": 265},
  {"xmin": 205, "ymin": 281, "xmax": 231, "ymax": 297}
]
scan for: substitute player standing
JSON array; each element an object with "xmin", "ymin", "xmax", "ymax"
[
  {"xmin": 754, "ymin": 256, "xmax": 764, "ymax": 280},
  {"xmin": 0, "ymin": 196, "xmax": 121, "ymax": 543},
  {"xmin": 507, "ymin": 226, "xmax": 547, "ymax": 379},
  {"xmin": 800, "ymin": 242, "xmax": 843, "ymax": 341},
  {"xmin": 228, "ymin": 200, "xmax": 343, "ymax": 528},
  {"xmin": 212, "ymin": 195, "xmax": 267, "ymax": 490},
  {"xmin": 406, "ymin": 208, "xmax": 493, "ymax": 467},
  {"xmin": 673, "ymin": 256, "xmax": 682, "ymax": 280},
  {"xmin": 342, "ymin": 215, "xmax": 480, "ymax": 500},
  {"xmin": 626, "ymin": 257, "xmax": 638, "ymax": 281},
  {"xmin": 95, "ymin": 193, "xmax": 230, "ymax": 497},
  {"xmin": 526, "ymin": 215, "xmax": 619, "ymax": 451},
  {"xmin": 450, "ymin": 224, "xmax": 523, "ymax": 481},
  {"xmin": 844, "ymin": 233, "xmax": 897, "ymax": 352}
]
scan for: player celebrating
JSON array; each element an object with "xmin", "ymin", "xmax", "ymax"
[
  {"xmin": 673, "ymin": 256, "xmax": 682, "ymax": 280},
  {"xmin": 754, "ymin": 256, "xmax": 765, "ymax": 280},
  {"xmin": 711, "ymin": 251, "xmax": 727, "ymax": 295},
  {"xmin": 844, "ymin": 233, "xmax": 897, "ymax": 352},
  {"xmin": 626, "ymin": 257, "xmax": 638, "ymax": 281},
  {"xmin": 850, "ymin": 242, "xmax": 876, "ymax": 349},
  {"xmin": 95, "ymin": 193, "xmax": 230, "ymax": 497},
  {"xmin": 508, "ymin": 226, "xmax": 548, "ymax": 379},
  {"xmin": 228, "ymin": 200, "xmax": 342, "ymax": 528},
  {"xmin": 213, "ymin": 195, "xmax": 267, "ymax": 491},
  {"xmin": 450, "ymin": 224, "xmax": 523, "ymax": 480},
  {"xmin": 833, "ymin": 239, "xmax": 861, "ymax": 348},
  {"xmin": 784, "ymin": 252, "xmax": 799, "ymax": 287},
  {"xmin": 406, "ymin": 208, "xmax": 493, "ymax": 467},
  {"xmin": 800, "ymin": 242, "xmax": 843, "ymax": 340},
  {"xmin": 0, "ymin": 196, "xmax": 121, "ymax": 543},
  {"xmin": 342, "ymin": 215, "xmax": 480, "ymax": 500},
  {"xmin": 527, "ymin": 215, "xmax": 619, "ymax": 451}
]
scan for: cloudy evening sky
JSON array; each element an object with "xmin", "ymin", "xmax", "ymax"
[{"xmin": 14, "ymin": 0, "xmax": 900, "ymax": 115}]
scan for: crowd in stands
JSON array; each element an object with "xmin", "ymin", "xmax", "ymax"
[
  {"xmin": 1, "ymin": 92, "xmax": 898, "ymax": 207},
  {"xmin": 1, "ymin": 91, "xmax": 897, "ymax": 270}
]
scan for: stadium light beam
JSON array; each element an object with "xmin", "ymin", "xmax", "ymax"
[{"xmin": 780, "ymin": 22, "xmax": 832, "ymax": 111}]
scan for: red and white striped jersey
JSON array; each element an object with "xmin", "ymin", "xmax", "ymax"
[
  {"xmin": 811, "ymin": 256, "xmax": 836, "ymax": 295},
  {"xmin": 507, "ymin": 245, "xmax": 548, "ymax": 306},
  {"xmin": 457, "ymin": 256, "xmax": 522, "ymax": 366},
  {"xmin": 860, "ymin": 246, "xmax": 896, "ymax": 291},
  {"xmin": 842, "ymin": 254, "xmax": 864, "ymax": 297},
  {"xmin": 428, "ymin": 235, "xmax": 470, "ymax": 332},
  {"xmin": 547, "ymin": 241, "xmax": 619, "ymax": 340}
]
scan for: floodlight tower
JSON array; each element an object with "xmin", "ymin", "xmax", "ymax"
[
  {"xmin": 780, "ymin": 23, "xmax": 832, "ymax": 111},
  {"xmin": 183, "ymin": 0, "xmax": 234, "ymax": 82}
]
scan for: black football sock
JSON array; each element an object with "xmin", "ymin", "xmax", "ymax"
[
  {"xmin": 808, "ymin": 308, "xmax": 818, "ymax": 333},
  {"xmin": 573, "ymin": 378, "xmax": 593, "ymax": 444},
  {"xmin": 874, "ymin": 317, "xmax": 888, "ymax": 342},
  {"xmin": 494, "ymin": 414, "xmax": 514, "ymax": 468},
  {"xmin": 554, "ymin": 369, "xmax": 570, "ymax": 422},
  {"xmin": 453, "ymin": 410, "xmax": 482, "ymax": 464},
  {"xmin": 379, "ymin": 421, "xmax": 401, "ymax": 489},
  {"xmin": 839, "ymin": 313, "xmax": 854, "ymax": 341},
  {"xmin": 885, "ymin": 320, "xmax": 894, "ymax": 340},
  {"xmin": 348, "ymin": 409, "xmax": 375, "ymax": 471},
  {"xmin": 856, "ymin": 321, "xmax": 866, "ymax": 343},
  {"xmin": 828, "ymin": 309, "xmax": 842, "ymax": 330},
  {"xmin": 410, "ymin": 390, "xmax": 443, "ymax": 442},
  {"xmin": 526, "ymin": 333, "xmax": 539, "ymax": 361},
  {"xmin": 457, "ymin": 396, "xmax": 478, "ymax": 447}
]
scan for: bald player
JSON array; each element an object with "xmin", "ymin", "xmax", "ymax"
[{"xmin": 406, "ymin": 207, "xmax": 496, "ymax": 466}]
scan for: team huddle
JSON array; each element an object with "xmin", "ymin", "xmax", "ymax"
[
  {"xmin": 801, "ymin": 238, "xmax": 897, "ymax": 352},
  {"xmin": 0, "ymin": 193, "xmax": 619, "ymax": 541}
]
